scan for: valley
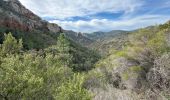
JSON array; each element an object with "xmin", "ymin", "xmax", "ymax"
[{"xmin": 0, "ymin": 0, "xmax": 170, "ymax": 100}]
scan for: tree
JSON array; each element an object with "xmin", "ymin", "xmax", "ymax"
[
  {"xmin": 57, "ymin": 33, "xmax": 72, "ymax": 67},
  {"xmin": 0, "ymin": 33, "xmax": 94, "ymax": 99},
  {"xmin": 0, "ymin": 54, "xmax": 44, "ymax": 100},
  {"xmin": 0, "ymin": 33, "xmax": 23, "ymax": 55}
]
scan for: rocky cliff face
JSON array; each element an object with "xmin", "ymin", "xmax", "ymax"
[{"xmin": 0, "ymin": 0, "xmax": 62, "ymax": 33}]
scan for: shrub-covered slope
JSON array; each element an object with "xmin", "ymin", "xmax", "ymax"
[{"xmin": 85, "ymin": 23, "xmax": 170, "ymax": 100}]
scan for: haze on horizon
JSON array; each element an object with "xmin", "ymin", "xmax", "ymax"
[{"xmin": 19, "ymin": 0, "xmax": 170, "ymax": 33}]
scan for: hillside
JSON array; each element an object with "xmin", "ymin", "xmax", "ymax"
[
  {"xmin": 0, "ymin": 0, "xmax": 170, "ymax": 100},
  {"xmin": 86, "ymin": 22, "xmax": 170, "ymax": 100},
  {"xmin": 85, "ymin": 30, "xmax": 128, "ymax": 40},
  {"xmin": 86, "ymin": 30, "xmax": 129, "ymax": 56},
  {"xmin": 1, "ymin": 20, "xmax": 170, "ymax": 100}
]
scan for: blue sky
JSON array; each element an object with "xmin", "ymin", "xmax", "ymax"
[{"xmin": 19, "ymin": 0, "xmax": 170, "ymax": 33}]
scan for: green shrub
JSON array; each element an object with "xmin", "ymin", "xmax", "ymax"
[
  {"xmin": 55, "ymin": 73, "xmax": 92, "ymax": 100},
  {"xmin": 0, "ymin": 33, "xmax": 23, "ymax": 55}
]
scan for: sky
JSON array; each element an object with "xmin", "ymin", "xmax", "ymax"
[{"xmin": 19, "ymin": 0, "xmax": 170, "ymax": 33}]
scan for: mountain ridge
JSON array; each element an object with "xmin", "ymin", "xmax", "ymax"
[
  {"xmin": 0, "ymin": 0, "xmax": 95, "ymax": 49},
  {"xmin": 0, "ymin": 0, "xmax": 62, "ymax": 33}
]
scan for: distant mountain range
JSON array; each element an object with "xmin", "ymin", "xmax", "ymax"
[{"xmin": 85, "ymin": 30, "xmax": 129, "ymax": 41}]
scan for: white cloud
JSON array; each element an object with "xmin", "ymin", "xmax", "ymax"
[
  {"xmin": 18, "ymin": 0, "xmax": 170, "ymax": 32},
  {"xmin": 50, "ymin": 15, "xmax": 170, "ymax": 33},
  {"xmin": 19, "ymin": 0, "xmax": 143, "ymax": 19}
]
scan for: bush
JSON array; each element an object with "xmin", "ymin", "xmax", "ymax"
[{"xmin": 55, "ymin": 73, "xmax": 92, "ymax": 100}]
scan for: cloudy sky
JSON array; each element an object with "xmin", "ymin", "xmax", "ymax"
[{"xmin": 19, "ymin": 0, "xmax": 170, "ymax": 33}]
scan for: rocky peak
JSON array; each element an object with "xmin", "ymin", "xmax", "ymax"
[
  {"xmin": 7, "ymin": 0, "xmax": 41, "ymax": 20},
  {"xmin": 0, "ymin": 0, "xmax": 62, "ymax": 33}
]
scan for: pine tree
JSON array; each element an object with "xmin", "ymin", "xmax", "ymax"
[{"xmin": 57, "ymin": 33, "xmax": 72, "ymax": 67}]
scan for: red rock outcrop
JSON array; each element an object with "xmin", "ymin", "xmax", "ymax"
[{"xmin": 0, "ymin": 0, "xmax": 63, "ymax": 33}]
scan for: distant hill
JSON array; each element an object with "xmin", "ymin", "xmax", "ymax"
[
  {"xmin": 85, "ymin": 30, "xmax": 128, "ymax": 40},
  {"xmin": 84, "ymin": 30, "xmax": 129, "ymax": 56}
]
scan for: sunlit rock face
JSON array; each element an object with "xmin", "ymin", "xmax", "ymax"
[{"xmin": 0, "ymin": 0, "xmax": 62, "ymax": 33}]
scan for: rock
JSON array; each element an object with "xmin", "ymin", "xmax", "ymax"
[
  {"xmin": 0, "ymin": 0, "xmax": 62, "ymax": 33},
  {"xmin": 47, "ymin": 23, "xmax": 62, "ymax": 33}
]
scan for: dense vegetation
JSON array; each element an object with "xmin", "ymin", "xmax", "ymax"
[
  {"xmin": 1, "ymin": 0, "xmax": 169, "ymax": 99},
  {"xmin": 0, "ymin": 27, "xmax": 59, "ymax": 49},
  {"xmin": 0, "ymin": 22, "xmax": 170, "ymax": 100},
  {"xmin": 0, "ymin": 32, "xmax": 99, "ymax": 100}
]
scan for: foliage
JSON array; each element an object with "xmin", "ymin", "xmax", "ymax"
[
  {"xmin": 0, "ymin": 27, "xmax": 57, "ymax": 50},
  {"xmin": 0, "ymin": 33, "xmax": 22, "ymax": 55},
  {"xmin": 0, "ymin": 33, "xmax": 93, "ymax": 100},
  {"xmin": 55, "ymin": 73, "xmax": 92, "ymax": 100},
  {"xmin": 45, "ymin": 33, "xmax": 100, "ymax": 72},
  {"xmin": 56, "ymin": 33, "xmax": 73, "ymax": 67},
  {"xmin": 1, "ymin": 21, "xmax": 170, "ymax": 100},
  {"xmin": 0, "ymin": 54, "xmax": 44, "ymax": 99}
]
